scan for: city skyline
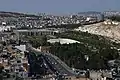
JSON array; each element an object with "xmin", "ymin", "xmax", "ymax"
[{"xmin": 0, "ymin": 0, "xmax": 119, "ymax": 14}]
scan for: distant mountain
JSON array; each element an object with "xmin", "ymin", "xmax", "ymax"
[
  {"xmin": 0, "ymin": 11, "xmax": 39, "ymax": 17},
  {"xmin": 103, "ymin": 11, "xmax": 120, "ymax": 17},
  {"xmin": 78, "ymin": 11, "xmax": 101, "ymax": 15},
  {"xmin": 0, "ymin": 11, "xmax": 103, "ymax": 17}
]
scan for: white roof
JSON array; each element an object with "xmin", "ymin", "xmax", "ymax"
[
  {"xmin": 47, "ymin": 38, "xmax": 80, "ymax": 44},
  {"xmin": 15, "ymin": 45, "xmax": 26, "ymax": 52}
]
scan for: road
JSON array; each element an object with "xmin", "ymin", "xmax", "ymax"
[
  {"xmin": 27, "ymin": 44, "xmax": 77, "ymax": 76},
  {"xmin": 43, "ymin": 53, "xmax": 76, "ymax": 76}
]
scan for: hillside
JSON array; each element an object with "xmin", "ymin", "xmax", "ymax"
[
  {"xmin": 52, "ymin": 31, "xmax": 120, "ymax": 69},
  {"xmin": 75, "ymin": 20, "xmax": 120, "ymax": 42},
  {"xmin": 26, "ymin": 31, "xmax": 120, "ymax": 69}
]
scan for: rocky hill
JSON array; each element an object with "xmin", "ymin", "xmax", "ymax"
[{"xmin": 75, "ymin": 20, "xmax": 120, "ymax": 42}]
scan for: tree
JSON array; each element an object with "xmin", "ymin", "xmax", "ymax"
[{"xmin": 51, "ymin": 31, "xmax": 120, "ymax": 69}]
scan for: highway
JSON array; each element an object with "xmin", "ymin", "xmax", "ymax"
[
  {"xmin": 27, "ymin": 44, "xmax": 77, "ymax": 76},
  {"xmin": 43, "ymin": 53, "xmax": 76, "ymax": 76}
]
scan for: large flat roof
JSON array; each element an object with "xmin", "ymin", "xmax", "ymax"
[
  {"xmin": 47, "ymin": 38, "xmax": 80, "ymax": 44},
  {"xmin": 13, "ymin": 29, "xmax": 52, "ymax": 32}
]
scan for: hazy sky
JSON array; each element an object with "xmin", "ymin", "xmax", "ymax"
[{"xmin": 0, "ymin": 0, "xmax": 119, "ymax": 14}]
